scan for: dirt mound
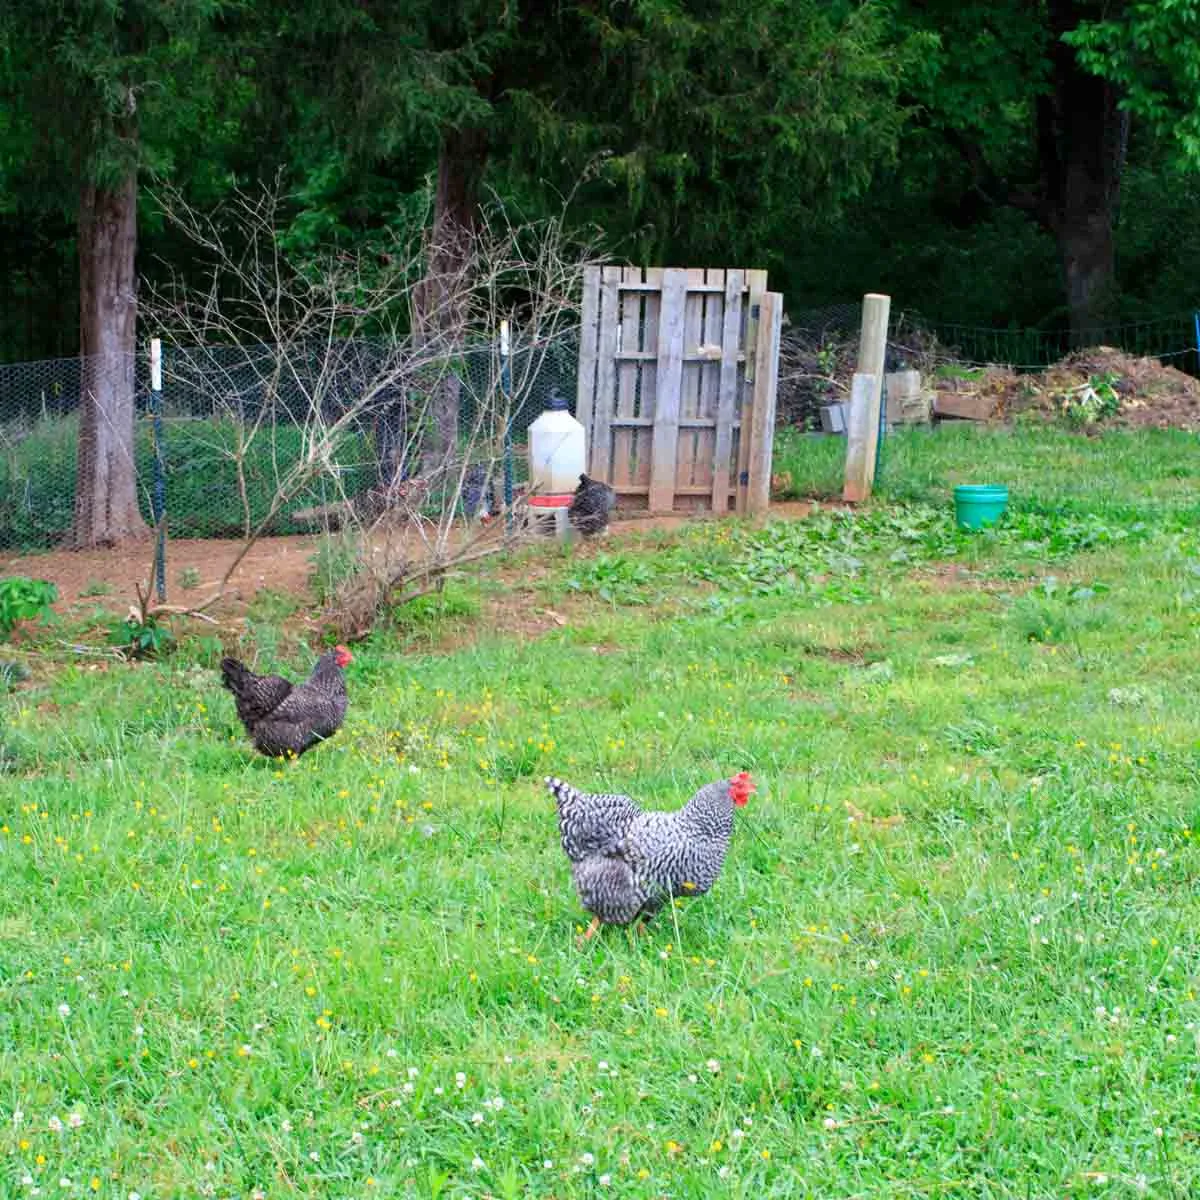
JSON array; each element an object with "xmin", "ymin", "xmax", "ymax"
[
  {"xmin": 935, "ymin": 347, "xmax": 1200, "ymax": 431},
  {"xmin": 1033, "ymin": 347, "xmax": 1200, "ymax": 430}
]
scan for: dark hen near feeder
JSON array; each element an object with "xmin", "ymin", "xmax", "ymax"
[
  {"xmin": 220, "ymin": 646, "xmax": 352, "ymax": 758},
  {"xmin": 568, "ymin": 474, "xmax": 616, "ymax": 538}
]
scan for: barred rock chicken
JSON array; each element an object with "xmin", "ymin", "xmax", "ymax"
[
  {"xmin": 220, "ymin": 646, "xmax": 352, "ymax": 759},
  {"xmin": 461, "ymin": 464, "xmax": 497, "ymax": 523},
  {"xmin": 546, "ymin": 771, "xmax": 756, "ymax": 942},
  {"xmin": 567, "ymin": 474, "xmax": 617, "ymax": 538}
]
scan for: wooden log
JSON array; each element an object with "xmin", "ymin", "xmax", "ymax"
[
  {"xmin": 746, "ymin": 291, "xmax": 782, "ymax": 515},
  {"xmin": 842, "ymin": 293, "xmax": 891, "ymax": 502},
  {"xmin": 843, "ymin": 372, "xmax": 882, "ymax": 503},
  {"xmin": 647, "ymin": 268, "xmax": 688, "ymax": 512}
]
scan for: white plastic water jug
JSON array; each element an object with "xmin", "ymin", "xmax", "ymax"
[{"xmin": 527, "ymin": 389, "xmax": 586, "ymax": 495}]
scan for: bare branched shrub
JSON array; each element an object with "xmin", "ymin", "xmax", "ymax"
[
  {"xmin": 777, "ymin": 307, "xmax": 953, "ymax": 429},
  {"xmin": 139, "ymin": 178, "xmax": 602, "ymax": 634}
]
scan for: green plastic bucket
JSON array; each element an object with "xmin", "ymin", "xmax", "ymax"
[{"xmin": 954, "ymin": 485, "xmax": 1009, "ymax": 530}]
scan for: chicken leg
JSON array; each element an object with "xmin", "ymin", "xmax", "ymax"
[{"xmin": 576, "ymin": 916, "xmax": 602, "ymax": 948}]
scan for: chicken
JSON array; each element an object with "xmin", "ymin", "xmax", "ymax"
[
  {"xmin": 220, "ymin": 645, "xmax": 352, "ymax": 758},
  {"xmin": 546, "ymin": 771, "xmax": 756, "ymax": 941},
  {"xmin": 567, "ymin": 473, "xmax": 616, "ymax": 538},
  {"xmin": 461, "ymin": 464, "xmax": 497, "ymax": 523}
]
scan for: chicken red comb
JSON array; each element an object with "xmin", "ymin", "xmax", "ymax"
[
  {"xmin": 333, "ymin": 644, "xmax": 353, "ymax": 666},
  {"xmin": 730, "ymin": 771, "xmax": 756, "ymax": 807}
]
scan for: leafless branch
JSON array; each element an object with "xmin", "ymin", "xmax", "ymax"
[{"xmin": 139, "ymin": 176, "xmax": 603, "ymax": 632}]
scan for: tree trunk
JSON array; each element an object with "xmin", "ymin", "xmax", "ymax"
[
  {"xmin": 1042, "ymin": 2, "xmax": 1128, "ymax": 343},
  {"xmin": 73, "ymin": 168, "xmax": 148, "ymax": 548},
  {"xmin": 411, "ymin": 124, "xmax": 489, "ymax": 478}
]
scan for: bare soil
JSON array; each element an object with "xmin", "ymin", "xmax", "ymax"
[{"xmin": 5, "ymin": 500, "xmax": 825, "ymax": 621}]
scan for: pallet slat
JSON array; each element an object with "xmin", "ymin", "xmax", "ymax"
[
  {"xmin": 711, "ymin": 268, "xmax": 744, "ymax": 511},
  {"xmin": 575, "ymin": 265, "xmax": 601, "ymax": 442},
  {"xmin": 647, "ymin": 268, "xmax": 688, "ymax": 512},
  {"xmin": 736, "ymin": 269, "xmax": 769, "ymax": 515},
  {"xmin": 747, "ymin": 291, "xmax": 783, "ymax": 515},
  {"xmin": 589, "ymin": 266, "xmax": 622, "ymax": 482}
]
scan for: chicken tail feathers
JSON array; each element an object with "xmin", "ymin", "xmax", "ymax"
[{"xmin": 545, "ymin": 775, "xmax": 578, "ymax": 808}]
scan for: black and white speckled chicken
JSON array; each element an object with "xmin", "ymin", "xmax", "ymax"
[
  {"xmin": 461, "ymin": 464, "xmax": 497, "ymax": 523},
  {"xmin": 220, "ymin": 646, "xmax": 352, "ymax": 758},
  {"xmin": 568, "ymin": 474, "xmax": 616, "ymax": 538},
  {"xmin": 546, "ymin": 771, "xmax": 756, "ymax": 942}
]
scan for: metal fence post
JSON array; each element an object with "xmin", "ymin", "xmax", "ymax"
[
  {"xmin": 500, "ymin": 319, "xmax": 514, "ymax": 535},
  {"xmin": 149, "ymin": 337, "xmax": 166, "ymax": 602}
]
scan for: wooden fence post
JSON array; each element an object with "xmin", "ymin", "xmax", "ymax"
[
  {"xmin": 843, "ymin": 293, "xmax": 891, "ymax": 502},
  {"xmin": 746, "ymin": 291, "xmax": 782, "ymax": 515}
]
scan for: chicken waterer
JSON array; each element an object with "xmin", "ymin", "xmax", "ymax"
[{"xmin": 528, "ymin": 386, "xmax": 587, "ymax": 541}]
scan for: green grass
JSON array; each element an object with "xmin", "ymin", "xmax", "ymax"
[
  {"xmin": 4, "ymin": 429, "xmax": 1200, "ymax": 1196},
  {"xmin": 0, "ymin": 414, "xmax": 375, "ymax": 550},
  {"xmin": 773, "ymin": 423, "xmax": 1200, "ymax": 522}
]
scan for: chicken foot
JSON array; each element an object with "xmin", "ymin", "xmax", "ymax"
[{"xmin": 576, "ymin": 916, "xmax": 602, "ymax": 948}]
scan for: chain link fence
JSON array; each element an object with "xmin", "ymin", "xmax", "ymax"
[{"xmin": 0, "ymin": 333, "xmax": 578, "ymax": 556}]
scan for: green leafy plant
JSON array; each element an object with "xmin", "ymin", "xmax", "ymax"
[
  {"xmin": 110, "ymin": 613, "xmax": 175, "ymax": 660},
  {"xmin": 178, "ymin": 566, "xmax": 202, "ymax": 590},
  {"xmin": 565, "ymin": 554, "xmax": 653, "ymax": 605},
  {"xmin": 1059, "ymin": 372, "xmax": 1122, "ymax": 428},
  {"xmin": 0, "ymin": 576, "xmax": 58, "ymax": 638}
]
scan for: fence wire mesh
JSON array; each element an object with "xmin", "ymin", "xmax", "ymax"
[
  {"xmin": 3, "ymin": 304, "xmax": 1198, "ymax": 554},
  {"xmin": 778, "ymin": 303, "xmax": 1200, "ymax": 430},
  {"xmin": 0, "ymin": 333, "xmax": 579, "ymax": 556}
]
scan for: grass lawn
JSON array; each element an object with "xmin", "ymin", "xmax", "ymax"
[{"xmin": 3, "ymin": 425, "xmax": 1200, "ymax": 1198}]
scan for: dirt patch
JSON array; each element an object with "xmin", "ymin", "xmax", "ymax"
[
  {"xmin": 914, "ymin": 562, "xmax": 1014, "ymax": 593},
  {"xmin": 6, "ymin": 501, "xmax": 829, "ymax": 613},
  {"xmin": 803, "ymin": 643, "xmax": 871, "ymax": 666},
  {"xmin": 4, "ymin": 535, "xmax": 319, "ymax": 615}
]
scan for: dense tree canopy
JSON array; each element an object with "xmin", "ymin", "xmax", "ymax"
[{"xmin": 3, "ymin": 0, "xmax": 1200, "ymax": 365}]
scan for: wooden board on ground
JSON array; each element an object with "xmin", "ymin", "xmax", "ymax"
[{"xmin": 932, "ymin": 391, "xmax": 999, "ymax": 422}]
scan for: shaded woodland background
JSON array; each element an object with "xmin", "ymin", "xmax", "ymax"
[{"xmin": 4, "ymin": 0, "xmax": 1200, "ymax": 366}]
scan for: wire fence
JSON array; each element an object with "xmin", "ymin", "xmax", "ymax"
[
  {"xmin": 3, "ymin": 303, "xmax": 1198, "ymax": 556},
  {"xmin": 0, "ymin": 333, "xmax": 578, "ymax": 556}
]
